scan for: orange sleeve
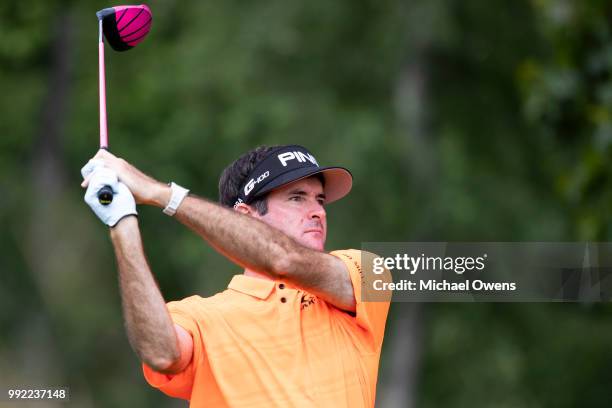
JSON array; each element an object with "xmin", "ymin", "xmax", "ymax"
[
  {"xmin": 142, "ymin": 297, "xmax": 205, "ymax": 400},
  {"xmin": 330, "ymin": 249, "xmax": 391, "ymax": 350}
]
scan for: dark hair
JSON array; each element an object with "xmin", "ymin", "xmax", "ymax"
[
  {"xmin": 218, "ymin": 145, "xmax": 280, "ymax": 214},
  {"xmin": 218, "ymin": 145, "xmax": 325, "ymax": 215}
]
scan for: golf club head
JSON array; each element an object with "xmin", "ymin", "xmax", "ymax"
[{"xmin": 96, "ymin": 4, "xmax": 152, "ymax": 51}]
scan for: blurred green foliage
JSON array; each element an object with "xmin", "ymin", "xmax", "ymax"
[{"xmin": 1, "ymin": 0, "xmax": 612, "ymax": 406}]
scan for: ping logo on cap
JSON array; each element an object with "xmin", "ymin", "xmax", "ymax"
[{"xmin": 277, "ymin": 151, "xmax": 319, "ymax": 167}]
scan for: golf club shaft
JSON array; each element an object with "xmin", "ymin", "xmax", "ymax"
[
  {"xmin": 97, "ymin": 18, "xmax": 113, "ymax": 205},
  {"xmin": 99, "ymin": 19, "xmax": 108, "ymax": 149}
]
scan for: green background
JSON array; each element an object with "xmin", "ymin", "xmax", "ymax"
[{"xmin": 2, "ymin": 0, "xmax": 612, "ymax": 406}]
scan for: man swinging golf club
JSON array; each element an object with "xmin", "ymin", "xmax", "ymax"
[{"xmin": 81, "ymin": 144, "xmax": 391, "ymax": 407}]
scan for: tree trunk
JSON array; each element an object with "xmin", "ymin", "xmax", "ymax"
[
  {"xmin": 378, "ymin": 303, "xmax": 425, "ymax": 408},
  {"xmin": 20, "ymin": 10, "xmax": 90, "ymax": 407},
  {"xmin": 378, "ymin": 1, "xmax": 439, "ymax": 405}
]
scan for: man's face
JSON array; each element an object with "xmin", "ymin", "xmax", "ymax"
[{"xmin": 254, "ymin": 177, "xmax": 327, "ymax": 251}]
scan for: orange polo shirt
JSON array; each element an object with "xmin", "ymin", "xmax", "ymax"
[{"xmin": 143, "ymin": 249, "xmax": 391, "ymax": 407}]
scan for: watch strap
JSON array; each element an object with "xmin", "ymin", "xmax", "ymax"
[{"xmin": 163, "ymin": 182, "xmax": 190, "ymax": 216}]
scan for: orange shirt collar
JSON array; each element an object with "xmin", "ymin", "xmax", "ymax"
[{"xmin": 228, "ymin": 275, "xmax": 276, "ymax": 300}]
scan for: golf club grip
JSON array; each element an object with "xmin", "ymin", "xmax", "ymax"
[{"xmin": 98, "ymin": 185, "xmax": 114, "ymax": 205}]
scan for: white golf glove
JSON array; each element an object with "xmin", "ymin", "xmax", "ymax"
[{"xmin": 81, "ymin": 160, "xmax": 137, "ymax": 227}]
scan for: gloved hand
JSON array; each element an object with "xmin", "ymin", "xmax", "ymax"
[{"xmin": 82, "ymin": 160, "xmax": 137, "ymax": 227}]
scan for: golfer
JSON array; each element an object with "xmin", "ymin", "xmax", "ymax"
[{"xmin": 81, "ymin": 144, "xmax": 390, "ymax": 407}]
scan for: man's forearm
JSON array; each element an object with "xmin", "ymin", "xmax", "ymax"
[
  {"xmin": 175, "ymin": 195, "xmax": 304, "ymax": 277},
  {"xmin": 110, "ymin": 216, "xmax": 180, "ymax": 370},
  {"xmin": 149, "ymin": 185, "xmax": 309, "ymax": 276}
]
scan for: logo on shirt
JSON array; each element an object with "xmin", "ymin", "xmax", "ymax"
[
  {"xmin": 340, "ymin": 252, "xmax": 363, "ymax": 280},
  {"xmin": 301, "ymin": 294, "xmax": 316, "ymax": 310}
]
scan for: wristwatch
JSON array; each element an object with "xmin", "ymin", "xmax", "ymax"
[{"xmin": 163, "ymin": 182, "xmax": 190, "ymax": 216}]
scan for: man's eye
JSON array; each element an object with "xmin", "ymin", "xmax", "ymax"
[{"xmin": 289, "ymin": 196, "xmax": 302, "ymax": 201}]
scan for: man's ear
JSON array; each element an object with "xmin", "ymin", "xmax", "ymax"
[{"xmin": 234, "ymin": 203, "xmax": 255, "ymax": 216}]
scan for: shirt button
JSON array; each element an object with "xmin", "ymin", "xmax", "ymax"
[
  {"xmin": 279, "ymin": 283, "xmax": 285, "ymax": 289},
  {"xmin": 280, "ymin": 297, "xmax": 287, "ymax": 303}
]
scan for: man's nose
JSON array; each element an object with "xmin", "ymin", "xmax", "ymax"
[{"xmin": 309, "ymin": 203, "xmax": 326, "ymax": 220}]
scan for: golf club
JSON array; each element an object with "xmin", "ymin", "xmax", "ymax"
[{"xmin": 96, "ymin": 4, "xmax": 152, "ymax": 205}]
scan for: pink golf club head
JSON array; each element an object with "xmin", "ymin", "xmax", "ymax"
[{"xmin": 97, "ymin": 4, "xmax": 152, "ymax": 51}]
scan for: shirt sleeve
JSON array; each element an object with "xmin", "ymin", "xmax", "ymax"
[
  {"xmin": 142, "ymin": 297, "xmax": 205, "ymax": 400},
  {"xmin": 330, "ymin": 249, "xmax": 392, "ymax": 350}
]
